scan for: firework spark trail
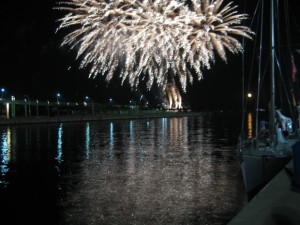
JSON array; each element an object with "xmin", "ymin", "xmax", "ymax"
[{"xmin": 56, "ymin": 0, "xmax": 253, "ymax": 91}]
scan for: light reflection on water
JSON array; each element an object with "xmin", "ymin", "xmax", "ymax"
[
  {"xmin": 85, "ymin": 123, "xmax": 90, "ymax": 159},
  {"xmin": 1, "ymin": 127, "xmax": 12, "ymax": 184},
  {"xmin": 247, "ymin": 113, "xmax": 253, "ymax": 139},
  {"xmin": 0, "ymin": 115, "xmax": 246, "ymax": 225},
  {"xmin": 56, "ymin": 123, "xmax": 63, "ymax": 164}
]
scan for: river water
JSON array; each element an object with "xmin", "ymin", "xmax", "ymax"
[{"xmin": 0, "ymin": 114, "xmax": 247, "ymax": 225}]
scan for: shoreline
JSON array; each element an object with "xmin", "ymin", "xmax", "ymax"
[{"xmin": 0, "ymin": 111, "xmax": 214, "ymax": 125}]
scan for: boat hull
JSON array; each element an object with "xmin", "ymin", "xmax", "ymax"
[{"xmin": 241, "ymin": 154, "xmax": 291, "ymax": 199}]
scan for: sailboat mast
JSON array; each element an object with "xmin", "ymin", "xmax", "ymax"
[
  {"xmin": 255, "ymin": 0, "xmax": 264, "ymax": 140},
  {"xmin": 269, "ymin": 0, "xmax": 276, "ymax": 143}
]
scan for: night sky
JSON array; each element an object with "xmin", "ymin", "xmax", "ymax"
[{"xmin": 0, "ymin": 0, "xmax": 299, "ymax": 110}]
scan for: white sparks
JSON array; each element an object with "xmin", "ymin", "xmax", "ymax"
[{"xmin": 56, "ymin": 0, "xmax": 253, "ymax": 91}]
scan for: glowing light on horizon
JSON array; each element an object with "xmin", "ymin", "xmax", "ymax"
[{"xmin": 57, "ymin": 0, "xmax": 253, "ymax": 91}]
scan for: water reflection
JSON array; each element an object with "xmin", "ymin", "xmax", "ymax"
[
  {"xmin": 162, "ymin": 117, "xmax": 167, "ymax": 137},
  {"xmin": 85, "ymin": 123, "xmax": 90, "ymax": 159},
  {"xmin": 247, "ymin": 112, "xmax": 253, "ymax": 138},
  {"xmin": 62, "ymin": 116, "xmax": 245, "ymax": 224},
  {"xmin": 109, "ymin": 122, "xmax": 114, "ymax": 158},
  {"xmin": 1, "ymin": 127, "xmax": 12, "ymax": 184},
  {"xmin": 56, "ymin": 123, "xmax": 63, "ymax": 164},
  {"xmin": 0, "ymin": 115, "xmax": 246, "ymax": 225}
]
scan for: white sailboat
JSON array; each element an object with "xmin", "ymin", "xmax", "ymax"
[{"xmin": 238, "ymin": 0, "xmax": 300, "ymax": 198}]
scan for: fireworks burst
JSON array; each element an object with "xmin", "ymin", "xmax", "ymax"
[{"xmin": 56, "ymin": 0, "xmax": 253, "ymax": 91}]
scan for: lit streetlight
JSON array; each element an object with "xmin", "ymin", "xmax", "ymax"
[
  {"xmin": 11, "ymin": 96, "xmax": 16, "ymax": 118},
  {"xmin": 84, "ymin": 96, "xmax": 89, "ymax": 106},
  {"xmin": 56, "ymin": 93, "xmax": 61, "ymax": 116},
  {"xmin": 47, "ymin": 101, "xmax": 50, "ymax": 117},
  {"xmin": 24, "ymin": 95, "xmax": 31, "ymax": 116},
  {"xmin": 56, "ymin": 93, "xmax": 61, "ymax": 104},
  {"xmin": 247, "ymin": 93, "xmax": 253, "ymax": 98},
  {"xmin": 1, "ymin": 88, "xmax": 5, "ymax": 100},
  {"xmin": 36, "ymin": 100, "xmax": 39, "ymax": 117},
  {"xmin": 85, "ymin": 96, "xmax": 94, "ymax": 115},
  {"xmin": 24, "ymin": 98, "xmax": 28, "ymax": 117}
]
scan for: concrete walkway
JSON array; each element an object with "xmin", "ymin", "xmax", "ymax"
[{"xmin": 228, "ymin": 161, "xmax": 300, "ymax": 225}]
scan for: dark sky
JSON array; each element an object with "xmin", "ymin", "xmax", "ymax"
[{"xmin": 0, "ymin": 0, "xmax": 299, "ymax": 110}]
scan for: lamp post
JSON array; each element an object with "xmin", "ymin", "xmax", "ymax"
[
  {"xmin": 36, "ymin": 100, "xmax": 39, "ymax": 117},
  {"xmin": 56, "ymin": 93, "xmax": 61, "ymax": 104},
  {"xmin": 11, "ymin": 96, "xmax": 15, "ymax": 118},
  {"xmin": 1, "ymin": 88, "xmax": 5, "ymax": 100},
  {"xmin": 47, "ymin": 101, "xmax": 50, "ymax": 117},
  {"xmin": 24, "ymin": 98, "xmax": 28, "ymax": 117},
  {"xmin": 85, "ymin": 96, "xmax": 94, "ymax": 115},
  {"xmin": 56, "ymin": 93, "xmax": 61, "ymax": 116},
  {"xmin": 84, "ymin": 96, "xmax": 89, "ymax": 106},
  {"xmin": 25, "ymin": 95, "xmax": 31, "ymax": 117}
]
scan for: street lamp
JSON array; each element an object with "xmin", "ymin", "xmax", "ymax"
[
  {"xmin": 56, "ymin": 93, "xmax": 61, "ymax": 116},
  {"xmin": 11, "ymin": 96, "xmax": 15, "ymax": 118},
  {"xmin": 84, "ymin": 96, "xmax": 88, "ymax": 106},
  {"xmin": 1, "ymin": 88, "xmax": 5, "ymax": 100},
  {"xmin": 85, "ymin": 96, "xmax": 94, "ymax": 115},
  {"xmin": 24, "ymin": 95, "xmax": 31, "ymax": 116},
  {"xmin": 36, "ymin": 100, "xmax": 39, "ymax": 117},
  {"xmin": 56, "ymin": 93, "xmax": 61, "ymax": 104},
  {"xmin": 24, "ymin": 98, "xmax": 28, "ymax": 117},
  {"xmin": 47, "ymin": 101, "xmax": 50, "ymax": 117}
]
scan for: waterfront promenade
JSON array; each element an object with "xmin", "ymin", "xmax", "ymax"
[
  {"xmin": 0, "ymin": 111, "xmax": 210, "ymax": 125},
  {"xmin": 0, "ymin": 98, "xmax": 214, "ymax": 125}
]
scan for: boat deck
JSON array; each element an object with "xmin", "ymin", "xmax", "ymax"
[
  {"xmin": 240, "ymin": 139, "xmax": 296, "ymax": 157},
  {"xmin": 228, "ymin": 161, "xmax": 300, "ymax": 225}
]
